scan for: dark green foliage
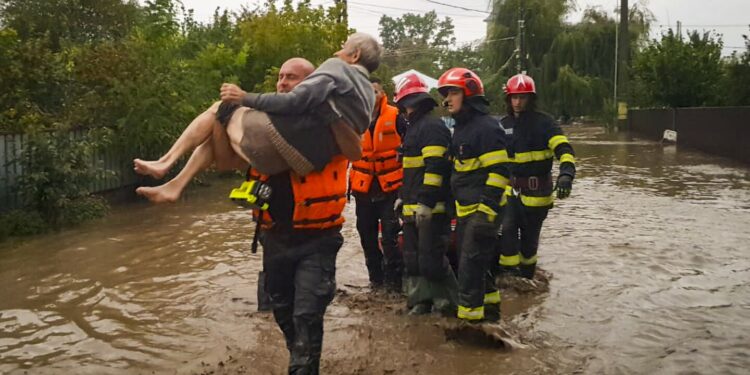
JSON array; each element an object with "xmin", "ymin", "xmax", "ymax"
[
  {"xmin": 485, "ymin": 1, "xmax": 652, "ymax": 118},
  {"xmin": 632, "ymin": 29, "xmax": 724, "ymax": 108},
  {"xmin": 375, "ymin": 11, "xmax": 483, "ymax": 101},
  {"xmin": 13, "ymin": 126, "xmax": 112, "ymax": 229},
  {"xmin": 0, "ymin": 210, "xmax": 48, "ymax": 238},
  {"xmin": 722, "ymin": 31, "xmax": 750, "ymax": 106},
  {"xmin": 0, "ymin": 0, "xmax": 348, "ymax": 240}
]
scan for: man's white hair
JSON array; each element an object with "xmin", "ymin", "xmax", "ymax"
[{"xmin": 346, "ymin": 32, "xmax": 382, "ymax": 73}]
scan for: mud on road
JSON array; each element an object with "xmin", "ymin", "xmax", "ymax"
[{"xmin": 2, "ymin": 125, "xmax": 749, "ymax": 374}]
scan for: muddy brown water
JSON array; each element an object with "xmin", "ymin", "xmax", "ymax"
[{"xmin": 1, "ymin": 125, "xmax": 749, "ymax": 374}]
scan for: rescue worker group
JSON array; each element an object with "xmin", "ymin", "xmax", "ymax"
[
  {"xmin": 135, "ymin": 33, "xmax": 576, "ymax": 374},
  {"xmin": 246, "ymin": 68, "xmax": 574, "ymax": 371}
]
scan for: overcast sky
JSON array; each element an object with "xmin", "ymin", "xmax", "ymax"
[{"xmin": 175, "ymin": 0, "xmax": 749, "ymax": 55}]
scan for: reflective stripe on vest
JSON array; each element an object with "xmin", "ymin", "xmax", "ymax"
[{"xmin": 350, "ymin": 98, "xmax": 402, "ymax": 193}]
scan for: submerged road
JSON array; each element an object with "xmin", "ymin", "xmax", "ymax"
[{"xmin": 1, "ymin": 125, "xmax": 749, "ymax": 374}]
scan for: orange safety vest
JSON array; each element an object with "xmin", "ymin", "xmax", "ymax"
[
  {"xmin": 249, "ymin": 155, "xmax": 349, "ymax": 230},
  {"xmin": 350, "ymin": 96, "xmax": 403, "ymax": 194}
]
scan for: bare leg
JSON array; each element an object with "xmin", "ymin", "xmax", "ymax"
[
  {"xmin": 136, "ymin": 108, "xmax": 250, "ymax": 204},
  {"xmin": 225, "ymin": 107, "xmax": 252, "ymax": 162},
  {"xmin": 135, "ymin": 140, "xmax": 215, "ymax": 203},
  {"xmin": 134, "ymin": 102, "xmax": 222, "ymax": 179},
  {"xmin": 212, "ymin": 114, "xmax": 248, "ymax": 170}
]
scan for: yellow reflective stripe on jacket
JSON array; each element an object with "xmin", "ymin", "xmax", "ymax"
[
  {"xmin": 454, "ymin": 158, "xmax": 481, "ymax": 172},
  {"xmin": 402, "ymin": 204, "xmax": 417, "ymax": 216},
  {"xmin": 499, "ymin": 254, "xmax": 520, "ymax": 267},
  {"xmin": 559, "ymin": 153, "xmax": 576, "ymax": 164},
  {"xmin": 486, "ymin": 173, "xmax": 509, "ymax": 189},
  {"xmin": 477, "ymin": 203, "xmax": 497, "ymax": 220},
  {"xmin": 402, "ymin": 156, "xmax": 424, "ymax": 168},
  {"xmin": 423, "ymin": 172, "xmax": 443, "ymax": 187},
  {"xmin": 520, "ymin": 254, "xmax": 538, "ymax": 265},
  {"xmin": 457, "ymin": 305, "xmax": 484, "ymax": 320},
  {"xmin": 548, "ymin": 135, "xmax": 570, "ymax": 151},
  {"xmin": 478, "ymin": 150, "xmax": 510, "ymax": 167},
  {"xmin": 422, "ymin": 145, "xmax": 447, "ymax": 158},
  {"xmin": 403, "ymin": 202, "xmax": 447, "ymax": 216},
  {"xmin": 483, "ymin": 291, "xmax": 501, "ymax": 304},
  {"xmin": 512, "ymin": 149, "xmax": 554, "ymax": 163},
  {"xmin": 520, "ymin": 194, "xmax": 554, "ymax": 207},
  {"xmin": 455, "ymin": 202, "xmax": 478, "ymax": 217}
]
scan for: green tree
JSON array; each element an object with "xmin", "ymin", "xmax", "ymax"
[
  {"xmin": 376, "ymin": 11, "xmax": 476, "ymax": 97},
  {"xmin": 235, "ymin": 0, "xmax": 349, "ymax": 91},
  {"xmin": 632, "ymin": 29, "xmax": 724, "ymax": 107},
  {"xmin": 0, "ymin": 0, "xmax": 140, "ymax": 50},
  {"xmin": 723, "ymin": 29, "xmax": 750, "ymax": 106}
]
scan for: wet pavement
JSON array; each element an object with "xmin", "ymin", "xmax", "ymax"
[{"xmin": 1, "ymin": 125, "xmax": 749, "ymax": 374}]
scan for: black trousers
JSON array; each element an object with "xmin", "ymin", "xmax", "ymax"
[
  {"xmin": 262, "ymin": 229, "xmax": 343, "ymax": 375},
  {"xmin": 500, "ymin": 196, "xmax": 549, "ymax": 275},
  {"xmin": 402, "ymin": 214, "xmax": 452, "ymax": 281},
  {"xmin": 354, "ymin": 193, "xmax": 402, "ymax": 286},
  {"xmin": 456, "ymin": 215, "xmax": 500, "ymax": 320}
]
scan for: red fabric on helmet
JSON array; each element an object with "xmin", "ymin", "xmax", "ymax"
[
  {"xmin": 504, "ymin": 73, "xmax": 536, "ymax": 95},
  {"xmin": 437, "ymin": 67, "xmax": 485, "ymax": 97},
  {"xmin": 394, "ymin": 73, "xmax": 429, "ymax": 103}
]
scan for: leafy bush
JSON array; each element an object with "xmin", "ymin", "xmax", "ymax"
[
  {"xmin": 0, "ymin": 210, "xmax": 48, "ymax": 238},
  {"xmin": 13, "ymin": 125, "xmax": 111, "ymax": 229}
]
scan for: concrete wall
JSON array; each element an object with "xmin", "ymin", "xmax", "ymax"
[{"xmin": 628, "ymin": 107, "xmax": 750, "ymax": 164}]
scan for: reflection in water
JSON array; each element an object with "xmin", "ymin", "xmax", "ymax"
[{"xmin": 1, "ymin": 125, "xmax": 749, "ymax": 374}]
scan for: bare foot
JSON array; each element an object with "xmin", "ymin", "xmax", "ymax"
[
  {"xmin": 133, "ymin": 158, "xmax": 172, "ymax": 179},
  {"xmin": 135, "ymin": 183, "xmax": 181, "ymax": 204}
]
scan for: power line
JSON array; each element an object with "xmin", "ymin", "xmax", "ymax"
[
  {"xmin": 348, "ymin": 1, "xmax": 486, "ymax": 18},
  {"xmin": 423, "ymin": 0, "xmax": 492, "ymax": 14},
  {"xmin": 656, "ymin": 24, "xmax": 749, "ymax": 28}
]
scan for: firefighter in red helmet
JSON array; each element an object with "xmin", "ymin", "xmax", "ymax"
[
  {"xmin": 394, "ymin": 73, "xmax": 457, "ymax": 316},
  {"xmin": 498, "ymin": 73, "xmax": 576, "ymax": 279},
  {"xmin": 438, "ymin": 68, "xmax": 511, "ymax": 323}
]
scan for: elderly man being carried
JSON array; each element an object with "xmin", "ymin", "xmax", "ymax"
[{"xmin": 133, "ymin": 32, "xmax": 382, "ymax": 203}]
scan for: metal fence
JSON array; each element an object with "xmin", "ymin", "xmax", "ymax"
[
  {"xmin": 0, "ymin": 131, "xmax": 137, "ymax": 212},
  {"xmin": 628, "ymin": 107, "xmax": 750, "ymax": 164}
]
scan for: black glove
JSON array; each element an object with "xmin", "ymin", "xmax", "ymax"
[{"xmin": 556, "ymin": 174, "xmax": 573, "ymax": 199}]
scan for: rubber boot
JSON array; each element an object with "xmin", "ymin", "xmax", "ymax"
[
  {"xmin": 409, "ymin": 303, "xmax": 432, "ymax": 315},
  {"xmin": 497, "ymin": 265, "xmax": 521, "ymax": 277},
  {"xmin": 257, "ymin": 271, "xmax": 272, "ymax": 312},
  {"xmin": 366, "ymin": 258, "xmax": 385, "ymax": 289},
  {"xmin": 484, "ymin": 303, "xmax": 500, "ymax": 322},
  {"xmin": 519, "ymin": 263, "xmax": 536, "ymax": 280},
  {"xmin": 431, "ymin": 273, "xmax": 459, "ymax": 317},
  {"xmin": 383, "ymin": 262, "xmax": 403, "ymax": 294},
  {"xmin": 405, "ymin": 276, "xmax": 432, "ymax": 314}
]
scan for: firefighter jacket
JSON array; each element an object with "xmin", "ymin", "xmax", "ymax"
[
  {"xmin": 400, "ymin": 111, "xmax": 452, "ymax": 217},
  {"xmin": 249, "ymin": 155, "xmax": 349, "ymax": 231},
  {"xmin": 499, "ymin": 110, "xmax": 576, "ymax": 209},
  {"xmin": 350, "ymin": 96, "xmax": 403, "ymax": 195},
  {"xmin": 450, "ymin": 110, "xmax": 511, "ymax": 220}
]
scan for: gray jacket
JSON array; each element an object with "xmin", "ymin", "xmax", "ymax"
[{"xmin": 242, "ymin": 58, "xmax": 375, "ymax": 134}]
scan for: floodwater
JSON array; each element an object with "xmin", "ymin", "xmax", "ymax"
[{"xmin": 1, "ymin": 125, "xmax": 749, "ymax": 374}]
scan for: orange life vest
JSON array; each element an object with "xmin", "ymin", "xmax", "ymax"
[
  {"xmin": 249, "ymin": 155, "xmax": 349, "ymax": 230},
  {"xmin": 350, "ymin": 96, "xmax": 403, "ymax": 194}
]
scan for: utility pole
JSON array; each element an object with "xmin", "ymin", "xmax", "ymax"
[
  {"xmin": 617, "ymin": 0, "xmax": 629, "ymax": 126},
  {"xmin": 334, "ymin": 0, "xmax": 348, "ymax": 26},
  {"xmin": 516, "ymin": 0, "xmax": 526, "ymax": 73}
]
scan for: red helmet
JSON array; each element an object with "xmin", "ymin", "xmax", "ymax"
[
  {"xmin": 393, "ymin": 73, "xmax": 429, "ymax": 103},
  {"xmin": 504, "ymin": 73, "xmax": 536, "ymax": 95},
  {"xmin": 437, "ymin": 68, "xmax": 484, "ymax": 97}
]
